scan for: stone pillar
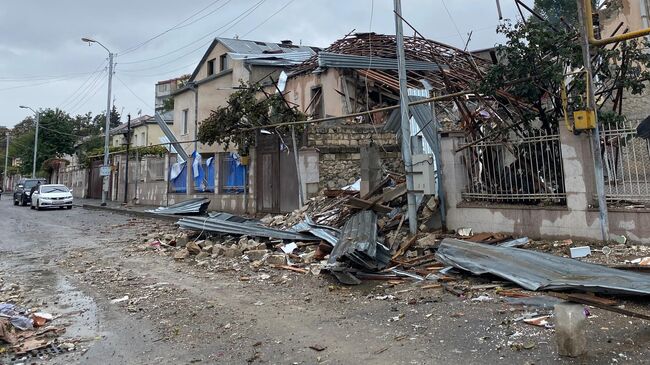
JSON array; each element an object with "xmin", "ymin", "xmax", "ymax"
[
  {"xmin": 360, "ymin": 145, "xmax": 381, "ymax": 196},
  {"xmin": 299, "ymin": 147, "xmax": 320, "ymax": 199}
]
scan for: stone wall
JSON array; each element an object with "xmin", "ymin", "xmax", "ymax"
[{"xmin": 307, "ymin": 124, "xmax": 403, "ymax": 189}]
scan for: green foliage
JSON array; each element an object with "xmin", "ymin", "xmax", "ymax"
[
  {"xmin": 9, "ymin": 109, "xmax": 76, "ymax": 176},
  {"xmin": 162, "ymin": 98, "xmax": 174, "ymax": 112},
  {"xmin": 198, "ymin": 82, "xmax": 304, "ymax": 155},
  {"xmin": 81, "ymin": 145, "xmax": 167, "ymax": 167},
  {"xmin": 479, "ymin": 2, "xmax": 650, "ymax": 131}
]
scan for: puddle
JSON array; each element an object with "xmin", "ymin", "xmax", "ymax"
[{"xmin": 1, "ymin": 275, "xmax": 99, "ymax": 364}]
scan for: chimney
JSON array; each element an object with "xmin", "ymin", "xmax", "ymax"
[{"xmin": 280, "ymin": 40, "xmax": 293, "ymax": 46}]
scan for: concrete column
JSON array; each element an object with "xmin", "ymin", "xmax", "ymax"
[{"xmin": 559, "ymin": 126, "xmax": 593, "ymax": 211}]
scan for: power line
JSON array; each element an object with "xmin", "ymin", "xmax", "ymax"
[
  {"xmin": 115, "ymin": 75, "xmax": 154, "ymax": 109},
  {"xmin": 68, "ymin": 76, "xmax": 108, "ymax": 116},
  {"xmin": 0, "ymin": 69, "xmax": 106, "ymax": 82},
  {"xmin": 241, "ymin": 0, "xmax": 296, "ymax": 37},
  {"xmin": 64, "ymin": 70, "xmax": 107, "ymax": 113},
  {"xmin": 119, "ymin": 0, "xmax": 230, "ymax": 56},
  {"xmin": 118, "ymin": 0, "xmax": 266, "ymax": 68},
  {"xmin": 119, "ymin": 60, "xmax": 197, "ymax": 79},
  {"xmin": 58, "ymin": 60, "xmax": 108, "ymax": 110}
]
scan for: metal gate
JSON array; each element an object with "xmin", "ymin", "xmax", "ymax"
[
  {"xmin": 88, "ymin": 159, "xmax": 112, "ymax": 200},
  {"xmin": 256, "ymin": 133, "xmax": 299, "ymax": 213}
]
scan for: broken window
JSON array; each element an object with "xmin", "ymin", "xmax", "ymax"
[
  {"xmin": 310, "ymin": 86, "xmax": 323, "ymax": 120},
  {"xmin": 219, "ymin": 152, "xmax": 246, "ymax": 194}
]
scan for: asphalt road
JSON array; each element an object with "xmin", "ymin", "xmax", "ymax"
[{"xmin": 1, "ymin": 196, "xmax": 649, "ymax": 365}]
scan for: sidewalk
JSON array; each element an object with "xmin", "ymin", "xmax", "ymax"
[{"xmin": 76, "ymin": 198, "xmax": 178, "ymax": 221}]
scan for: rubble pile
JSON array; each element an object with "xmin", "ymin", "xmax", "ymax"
[{"xmin": 0, "ymin": 279, "xmax": 74, "ymax": 362}]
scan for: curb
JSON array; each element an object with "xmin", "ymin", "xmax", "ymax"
[{"xmin": 81, "ymin": 204, "xmax": 179, "ymax": 222}]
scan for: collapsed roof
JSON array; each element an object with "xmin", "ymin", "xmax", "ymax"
[{"xmin": 291, "ymin": 32, "xmax": 490, "ymax": 94}]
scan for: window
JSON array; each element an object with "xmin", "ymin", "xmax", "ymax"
[
  {"xmin": 207, "ymin": 58, "xmax": 215, "ymax": 75},
  {"xmin": 219, "ymin": 54, "xmax": 228, "ymax": 72},
  {"xmin": 134, "ymin": 134, "xmax": 138, "ymax": 146},
  {"xmin": 141, "ymin": 132, "xmax": 146, "ymax": 146},
  {"xmin": 156, "ymin": 83, "xmax": 169, "ymax": 93},
  {"xmin": 310, "ymin": 86, "xmax": 323, "ymax": 119},
  {"xmin": 219, "ymin": 153, "xmax": 247, "ymax": 194},
  {"xmin": 182, "ymin": 109, "xmax": 189, "ymax": 135}
]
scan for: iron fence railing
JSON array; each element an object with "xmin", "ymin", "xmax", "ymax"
[
  {"xmin": 461, "ymin": 131, "xmax": 566, "ymax": 204},
  {"xmin": 601, "ymin": 119, "xmax": 650, "ymax": 204}
]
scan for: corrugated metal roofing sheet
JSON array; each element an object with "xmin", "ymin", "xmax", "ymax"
[
  {"xmin": 436, "ymin": 239, "xmax": 650, "ymax": 296},
  {"xmin": 328, "ymin": 210, "xmax": 390, "ymax": 271},
  {"xmin": 146, "ymin": 198, "xmax": 210, "ymax": 215},
  {"xmin": 217, "ymin": 37, "xmax": 316, "ymax": 55},
  {"xmin": 317, "ymin": 52, "xmax": 445, "ymax": 71}
]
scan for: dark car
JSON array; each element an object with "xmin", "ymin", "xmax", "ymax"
[{"xmin": 13, "ymin": 178, "xmax": 47, "ymax": 206}]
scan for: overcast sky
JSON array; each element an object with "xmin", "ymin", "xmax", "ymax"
[{"xmin": 0, "ymin": 0, "xmax": 533, "ymax": 128}]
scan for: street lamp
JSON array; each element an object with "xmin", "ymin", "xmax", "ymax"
[
  {"xmin": 19, "ymin": 105, "xmax": 40, "ymax": 178},
  {"xmin": 82, "ymin": 37, "xmax": 114, "ymax": 206}
]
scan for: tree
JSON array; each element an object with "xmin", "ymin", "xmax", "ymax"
[
  {"xmin": 91, "ymin": 105, "xmax": 122, "ymax": 132},
  {"xmin": 479, "ymin": 1, "xmax": 650, "ymax": 132},
  {"xmin": 9, "ymin": 109, "xmax": 76, "ymax": 176},
  {"xmin": 197, "ymin": 83, "xmax": 304, "ymax": 155}
]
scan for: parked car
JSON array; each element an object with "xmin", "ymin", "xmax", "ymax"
[
  {"xmin": 30, "ymin": 184, "xmax": 73, "ymax": 210},
  {"xmin": 13, "ymin": 178, "xmax": 46, "ymax": 206}
]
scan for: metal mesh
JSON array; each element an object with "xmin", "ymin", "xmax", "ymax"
[
  {"xmin": 602, "ymin": 119, "xmax": 650, "ymax": 204},
  {"xmin": 461, "ymin": 131, "xmax": 566, "ymax": 205}
]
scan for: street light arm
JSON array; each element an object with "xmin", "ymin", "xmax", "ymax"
[
  {"xmin": 81, "ymin": 37, "xmax": 111, "ymax": 54},
  {"xmin": 19, "ymin": 105, "xmax": 37, "ymax": 114}
]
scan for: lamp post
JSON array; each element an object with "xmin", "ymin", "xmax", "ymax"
[
  {"xmin": 3, "ymin": 131, "xmax": 9, "ymax": 191},
  {"xmin": 19, "ymin": 105, "xmax": 40, "ymax": 178},
  {"xmin": 82, "ymin": 37, "xmax": 114, "ymax": 206}
]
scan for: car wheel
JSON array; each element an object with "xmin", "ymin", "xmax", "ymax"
[
  {"xmin": 36, "ymin": 200, "xmax": 41, "ymax": 211},
  {"xmin": 30, "ymin": 202, "xmax": 35, "ymax": 210},
  {"xmin": 13, "ymin": 199, "xmax": 18, "ymax": 206},
  {"xmin": 21, "ymin": 197, "xmax": 27, "ymax": 206}
]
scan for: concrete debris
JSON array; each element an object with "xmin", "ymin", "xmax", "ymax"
[
  {"xmin": 570, "ymin": 246, "xmax": 592, "ymax": 258},
  {"xmin": 186, "ymin": 241, "xmax": 201, "ymax": 255}
]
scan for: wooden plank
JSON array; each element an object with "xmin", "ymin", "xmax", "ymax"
[
  {"xmin": 346, "ymin": 196, "xmax": 392, "ymax": 214},
  {"xmin": 392, "ymin": 235, "xmax": 418, "ymax": 260}
]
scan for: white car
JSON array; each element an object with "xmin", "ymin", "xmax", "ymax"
[{"xmin": 30, "ymin": 184, "xmax": 74, "ymax": 210}]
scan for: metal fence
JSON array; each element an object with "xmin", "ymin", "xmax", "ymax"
[
  {"xmin": 461, "ymin": 130, "xmax": 566, "ymax": 205},
  {"xmin": 602, "ymin": 119, "xmax": 650, "ymax": 204}
]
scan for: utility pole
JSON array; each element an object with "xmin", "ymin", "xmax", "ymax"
[
  {"xmin": 576, "ymin": 0, "xmax": 609, "ymax": 242},
  {"xmin": 32, "ymin": 111, "xmax": 40, "ymax": 178},
  {"xmin": 124, "ymin": 114, "xmax": 131, "ymax": 204},
  {"xmin": 102, "ymin": 52, "xmax": 114, "ymax": 206},
  {"xmin": 3, "ymin": 132, "xmax": 9, "ymax": 192},
  {"xmin": 394, "ymin": 0, "xmax": 418, "ymax": 235}
]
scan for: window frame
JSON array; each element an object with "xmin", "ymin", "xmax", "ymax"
[
  {"xmin": 219, "ymin": 54, "xmax": 228, "ymax": 72},
  {"xmin": 207, "ymin": 58, "xmax": 216, "ymax": 76},
  {"xmin": 181, "ymin": 109, "xmax": 189, "ymax": 135}
]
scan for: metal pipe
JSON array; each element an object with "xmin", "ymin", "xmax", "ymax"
[
  {"xmin": 394, "ymin": 0, "xmax": 418, "ymax": 235},
  {"xmin": 577, "ymin": 0, "xmax": 610, "ymax": 242},
  {"xmin": 584, "ymin": 0, "xmax": 650, "ymax": 46}
]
